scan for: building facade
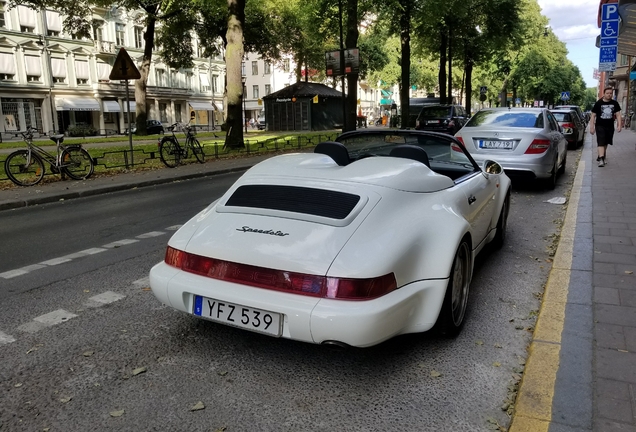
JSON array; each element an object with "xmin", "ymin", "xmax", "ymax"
[{"xmin": 0, "ymin": 3, "xmax": 224, "ymax": 136}]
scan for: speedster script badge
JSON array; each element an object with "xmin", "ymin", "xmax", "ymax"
[{"xmin": 237, "ymin": 226, "xmax": 289, "ymax": 237}]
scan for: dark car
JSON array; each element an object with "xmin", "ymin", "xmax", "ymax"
[
  {"xmin": 257, "ymin": 114, "xmax": 266, "ymax": 130},
  {"xmin": 558, "ymin": 105, "xmax": 586, "ymax": 125},
  {"xmin": 131, "ymin": 120, "xmax": 164, "ymax": 135},
  {"xmin": 550, "ymin": 109, "xmax": 584, "ymax": 148},
  {"xmin": 415, "ymin": 104, "xmax": 468, "ymax": 135}
]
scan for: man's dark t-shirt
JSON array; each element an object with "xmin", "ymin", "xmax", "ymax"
[{"xmin": 592, "ymin": 99, "xmax": 621, "ymax": 130}]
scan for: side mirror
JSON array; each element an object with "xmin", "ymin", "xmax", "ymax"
[{"xmin": 483, "ymin": 160, "xmax": 503, "ymax": 175}]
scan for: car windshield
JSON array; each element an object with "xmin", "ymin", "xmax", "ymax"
[
  {"xmin": 465, "ymin": 110, "xmax": 542, "ymax": 128},
  {"xmin": 552, "ymin": 112, "xmax": 571, "ymax": 122},
  {"xmin": 419, "ymin": 107, "xmax": 451, "ymax": 118},
  {"xmin": 336, "ymin": 131, "xmax": 478, "ymax": 181}
]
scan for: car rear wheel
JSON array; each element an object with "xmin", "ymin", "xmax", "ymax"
[
  {"xmin": 544, "ymin": 159, "xmax": 557, "ymax": 190},
  {"xmin": 435, "ymin": 240, "xmax": 471, "ymax": 336}
]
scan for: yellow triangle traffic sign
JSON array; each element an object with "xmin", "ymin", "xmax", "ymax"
[{"xmin": 109, "ymin": 48, "xmax": 141, "ymax": 80}]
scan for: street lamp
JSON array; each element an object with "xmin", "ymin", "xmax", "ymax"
[
  {"xmin": 241, "ymin": 74, "xmax": 247, "ymax": 133},
  {"xmin": 36, "ymin": 34, "xmax": 56, "ymax": 134}
]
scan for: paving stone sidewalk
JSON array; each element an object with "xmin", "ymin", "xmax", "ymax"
[{"xmin": 590, "ymin": 128, "xmax": 636, "ymax": 431}]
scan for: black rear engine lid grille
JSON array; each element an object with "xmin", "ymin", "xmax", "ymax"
[{"xmin": 226, "ymin": 185, "xmax": 361, "ymax": 220}]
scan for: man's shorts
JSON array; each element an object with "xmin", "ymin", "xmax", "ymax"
[{"xmin": 596, "ymin": 125, "xmax": 614, "ymax": 146}]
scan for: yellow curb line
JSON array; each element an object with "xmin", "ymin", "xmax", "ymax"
[{"xmin": 509, "ymin": 161, "xmax": 585, "ymax": 431}]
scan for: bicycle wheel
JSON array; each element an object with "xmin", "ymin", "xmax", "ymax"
[
  {"xmin": 4, "ymin": 150, "xmax": 45, "ymax": 186},
  {"xmin": 62, "ymin": 147, "xmax": 94, "ymax": 180},
  {"xmin": 191, "ymin": 138, "xmax": 205, "ymax": 163},
  {"xmin": 159, "ymin": 137, "xmax": 181, "ymax": 168}
]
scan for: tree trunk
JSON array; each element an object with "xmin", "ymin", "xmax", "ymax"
[
  {"xmin": 439, "ymin": 27, "xmax": 447, "ymax": 104},
  {"xmin": 344, "ymin": 0, "xmax": 358, "ymax": 132},
  {"xmin": 465, "ymin": 58, "xmax": 473, "ymax": 115},
  {"xmin": 447, "ymin": 23, "xmax": 452, "ymax": 104},
  {"xmin": 224, "ymin": 0, "xmax": 246, "ymax": 149},
  {"xmin": 134, "ymin": 9, "xmax": 158, "ymax": 135},
  {"xmin": 399, "ymin": 0, "xmax": 411, "ymax": 129}
]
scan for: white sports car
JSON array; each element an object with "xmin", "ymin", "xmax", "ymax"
[{"xmin": 149, "ymin": 130, "xmax": 511, "ymax": 347}]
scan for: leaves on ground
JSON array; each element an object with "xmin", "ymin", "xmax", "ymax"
[
  {"xmin": 494, "ymin": 343, "xmax": 503, "ymax": 349},
  {"xmin": 430, "ymin": 370, "xmax": 442, "ymax": 378},
  {"xmin": 14, "ymin": 383, "xmax": 22, "ymax": 388},
  {"xmin": 493, "ymin": 362, "xmax": 501, "ymax": 367},
  {"xmin": 132, "ymin": 367, "xmax": 147, "ymax": 376},
  {"xmin": 475, "ymin": 340, "xmax": 484, "ymax": 346},
  {"xmin": 190, "ymin": 401, "xmax": 205, "ymax": 411},
  {"xmin": 217, "ymin": 371, "xmax": 228, "ymax": 376},
  {"xmin": 625, "ymin": 271, "xmax": 633, "ymax": 275},
  {"xmin": 59, "ymin": 396, "xmax": 72, "ymax": 403},
  {"xmin": 109, "ymin": 409, "xmax": 125, "ymax": 417},
  {"xmin": 83, "ymin": 351, "xmax": 94, "ymax": 357}
]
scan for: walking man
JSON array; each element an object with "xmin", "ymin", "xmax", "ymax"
[{"xmin": 590, "ymin": 87, "xmax": 622, "ymax": 167}]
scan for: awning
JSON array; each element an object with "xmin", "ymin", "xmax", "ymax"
[
  {"xmin": 189, "ymin": 101, "xmax": 215, "ymax": 111},
  {"xmin": 619, "ymin": 1, "xmax": 636, "ymax": 56},
  {"xmin": 380, "ymin": 89, "xmax": 393, "ymax": 97},
  {"xmin": 55, "ymin": 98, "xmax": 100, "ymax": 111},
  {"xmin": 103, "ymin": 100, "xmax": 121, "ymax": 113},
  {"xmin": 122, "ymin": 101, "xmax": 136, "ymax": 112}
]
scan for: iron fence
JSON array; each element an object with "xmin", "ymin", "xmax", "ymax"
[{"xmin": 0, "ymin": 133, "xmax": 338, "ymax": 183}]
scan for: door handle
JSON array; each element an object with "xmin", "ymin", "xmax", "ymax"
[{"xmin": 468, "ymin": 195, "xmax": 476, "ymax": 205}]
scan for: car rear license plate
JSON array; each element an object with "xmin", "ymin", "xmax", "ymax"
[
  {"xmin": 427, "ymin": 120, "xmax": 440, "ymax": 124},
  {"xmin": 479, "ymin": 140, "xmax": 514, "ymax": 149},
  {"xmin": 193, "ymin": 295, "xmax": 282, "ymax": 337}
]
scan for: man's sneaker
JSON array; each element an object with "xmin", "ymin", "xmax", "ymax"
[
  {"xmin": 599, "ymin": 158, "xmax": 605, "ymax": 167},
  {"xmin": 597, "ymin": 156, "xmax": 601, "ymax": 162}
]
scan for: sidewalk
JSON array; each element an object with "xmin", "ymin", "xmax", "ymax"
[{"xmin": 511, "ymin": 128, "xmax": 636, "ymax": 432}]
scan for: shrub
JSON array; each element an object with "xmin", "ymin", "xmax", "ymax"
[{"xmin": 67, "ymin": 125, "xmax": 98, "ymax": 137}]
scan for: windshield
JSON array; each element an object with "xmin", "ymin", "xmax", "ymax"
[
  {"xmin": 466, "ymin": 110, "xmax": 542, "ymax": 128},
  {"xmin": 418, "ymin": 107, "xmax": 452, "ymax": 118},
  {"xmin": 336, "ymin": 131, "xmax": 478, "ymax": 181},
  {"xmin": 552, "ymin": 112, "xmax": 571, "ymax": 122}
]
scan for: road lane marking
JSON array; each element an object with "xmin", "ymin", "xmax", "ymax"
[
  {"xmin": 40, "ymin": 257, "xmax": 73, "ymax": 266},
  {"xmin": 165, "ymin": 225, "xmax": 182, "ymax": 231},
  {"xmin": 17, "ymin": 309, "xmax": 79, "ymax": 331},
  {"xmin": 133, "ymin": 276, "xmax": 150, "ymax": 287},
  {"xmin": 0, "ymin": 264, "xmax": 47, "ymax": 279},
  {"xmin": 136, "ymin": 231, "xmax": 165, "ymax": 239},
  {"xmin": 103, "ymin": 239, "xmax": 140, "ymax": 248},
  {"xmin": 85, "ymin": 291, "xmax": 126, "ymax": 307},
  {"xmin": 0, "ymin": 331, "xmax": 16, "ymax": 345},
  {"xmin": 509, "ymin": 160, "xmax": 585, "ymax": 431}
]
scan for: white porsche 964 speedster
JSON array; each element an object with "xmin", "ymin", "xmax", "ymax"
[{"xmin": 149, "ymin": 130, "xmax": 511, "ymax": 347}]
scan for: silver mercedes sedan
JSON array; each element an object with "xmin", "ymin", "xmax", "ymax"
[{"xmin": 454, "ymin": 108, "xmax": 568, "ymax": 189}]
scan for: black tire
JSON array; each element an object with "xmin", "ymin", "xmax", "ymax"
[
  {"xmin": 544, "ymin": 159, "xmax": 557, "ymax": 190},
  {"xmin": 492, "ymin": 193, "xmax": 510, "ymax": 249},
  {"xmin": 62, "ymin": 147, "xmax": 94, "ymax": 180},
  {"xmin": 4, "ymin": 150, "xmax": 45, "ymax": 186},
  {"xmin": 558, "ymin": 150, "xmax": 567, "ymax": 175},
  {"xmin": 159, "ymin": 138, "xmax": 180, "ymax": 168},
  {"xmin": 435, "ymin": 240, "xmax": 472, "ymax": 336},
  {"xmin": 191, "ymin": 138, "xmax": 205, "ymax": 163}
]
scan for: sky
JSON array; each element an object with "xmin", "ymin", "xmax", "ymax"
[{"xmin": 537, "ymin": 0, "xmax": 600, "ymax": 89}]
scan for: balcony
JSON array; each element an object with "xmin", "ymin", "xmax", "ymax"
[{"xmin": 94, "ymin": 40, "xmax": 117, "ymax": 54}]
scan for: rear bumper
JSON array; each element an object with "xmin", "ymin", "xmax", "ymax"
[
  {"xmin": 470, "ymin": 153, "xmax": 554, "ymax": 179},
  {"xmin": 149, "ymin": 261, "xmax": 448, "ymax": 347}
]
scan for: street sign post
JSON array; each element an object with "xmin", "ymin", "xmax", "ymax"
[
  {"xmin": 599, "ymin": 3, "xmax": 619, "ymax": 72},
  {"xmin": 480, "ymin": 86, "xmax": 487, "ymax": 94},
  {"xmin": 110, "ymin": 48, "xmax": 141, "ymax": 167}
]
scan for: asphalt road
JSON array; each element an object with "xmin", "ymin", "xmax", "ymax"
[{"xmin": 0, "ymin": 151, "xmax": 580, "ymax": 431}]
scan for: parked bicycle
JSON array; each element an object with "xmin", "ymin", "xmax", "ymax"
[
  {"xmin": 4, "ymin": 127, "xmax": 94, "ymax": 187},
  {"xmin": 624, "ymin": 111, "xmax": 634, "ymax": 128},
  {"xmin": 158, "ymin": 122, "xmax": 205, "ymax": 168}
]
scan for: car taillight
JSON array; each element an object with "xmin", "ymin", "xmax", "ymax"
[
  {"xmin": 525, "ymin": 139, "xmax": 551, "ymax": 154},
  {"xmin": 452, "ymin": 137, "xmax": 464, "ymax": 152},
  {"xmin": 561, "ymin": 122, "xmax": 574, "ymax": 134},
  {"xmin": 164, "ymin": 246, "xmax": 398, "ymax": 300}
]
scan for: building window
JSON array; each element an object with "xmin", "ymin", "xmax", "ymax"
[
  {"xmin": 27, "ymin": 75, "xmax": 40, "ymax": 82},
  {"xmin": 212, "ymin": 74, "xmax": 218, "ymax": 93},
  {"xmin": 265, "ymin": 84, "xmax": 271, "ymax": 95},
  {"xmin": 252, "ymin": 61, "xmax": 258, "ymax": 75},
  {"xmin": 134, "ymin": 27, "xmax": 143, "ymax": 49},
  {"xmin": 0, "ymin": 73, "xmax": 14, "ymax": 80},
  {"xmin": 18, "ymin": 6, "xmax": 36, "ymax": 32},
  {"xmin": 104, "ymin": 112, "xmax": 114, "ymax": 123},
  {"xmin": 0, "ymin": 2, "xmax": 5, "ymax": 28},
  {"xmin": 620, "ymin": 54, "xmax": 629, "ymax": 66},
  {"xmin": 45, "ymin": 11, "xmax": 62, "ymax": 37},
  {"xmin": 186, "ymin": 72, "xmax": 193, "ymax": 90},
  {"xmin": 47, "ymin": 30, "xmax": 59, "ymax": 37},
  {"xmin": 115, "ymin": 23, "xmax": 125, "ymax": 46},
  {"xmin": 53, "ymin": 77, "xmax": 65, "ymax": 83},
  {"xmin": 93, "ymin": 22, "xmax": 104, "ymax": 41},
  {"xmin": 283, "ymin": 59, "xmax": 290, "ymax": 72},
  {"xmin": 159, "ymin": 103, "xmax": 167, "ymax": 122},
  {"xmin": 175, "ymin": 103, "xmax": 182, "ymax": 122},
  {"xmin": 241, "ymin": 62, "xmax": 245, "ymax": 77},
  {"xmin": 156, "ymin": 69, "xmax": 166, "ymax": 87},
  {"xmin": 264, "ymin": 61, "xmax": 271, "ymax": 74},
  {"xmin": 25, "ymin": 55, "xmax": 41, "ymax": 82},
  {"xmin": 21, "ymin": 26, "xmax": 34, "ymax": 33},
  {"xmin": 252, "ymin": 85, "xmax": 259, "ymax": 99},
  {"xmin": 77, "ymin": 78, "xmax": 88, "ymax": 85},
  {"xmin": 50, "ymin": 57, "xmax": 67, "ymax": 84}
]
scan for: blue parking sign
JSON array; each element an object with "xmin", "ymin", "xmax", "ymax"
[{"xmin": 600, "ymin": 46, "xmax": 617, "ymax": 62}]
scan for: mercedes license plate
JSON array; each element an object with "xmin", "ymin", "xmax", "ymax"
[
  {"xmin": 479, "ymin": 140, "xmax": 513, "ymax": 149},
  {"xmin": 193, "ymin": 295, "xmax": 282, "ymax": 336},
  {"xmin": 427, "ymin": 120, "xmax": 440, "ymax": 124}
]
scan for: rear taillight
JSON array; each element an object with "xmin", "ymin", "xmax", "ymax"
[
  {"xmin": 524, "ymin": 139, "xmax": 551, "ymax": 154},
  {"xmin": 452, "ymin": 137, "xmax": 464, "ymax": 152},
  {"xmin": 164, "ymin": 246, "xmax": 397, "ymax": 300}
]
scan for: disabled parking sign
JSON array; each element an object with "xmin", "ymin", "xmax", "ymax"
[{"xmin": 599, "ymin": 3, "xmax": 618, "ymax": 72}]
